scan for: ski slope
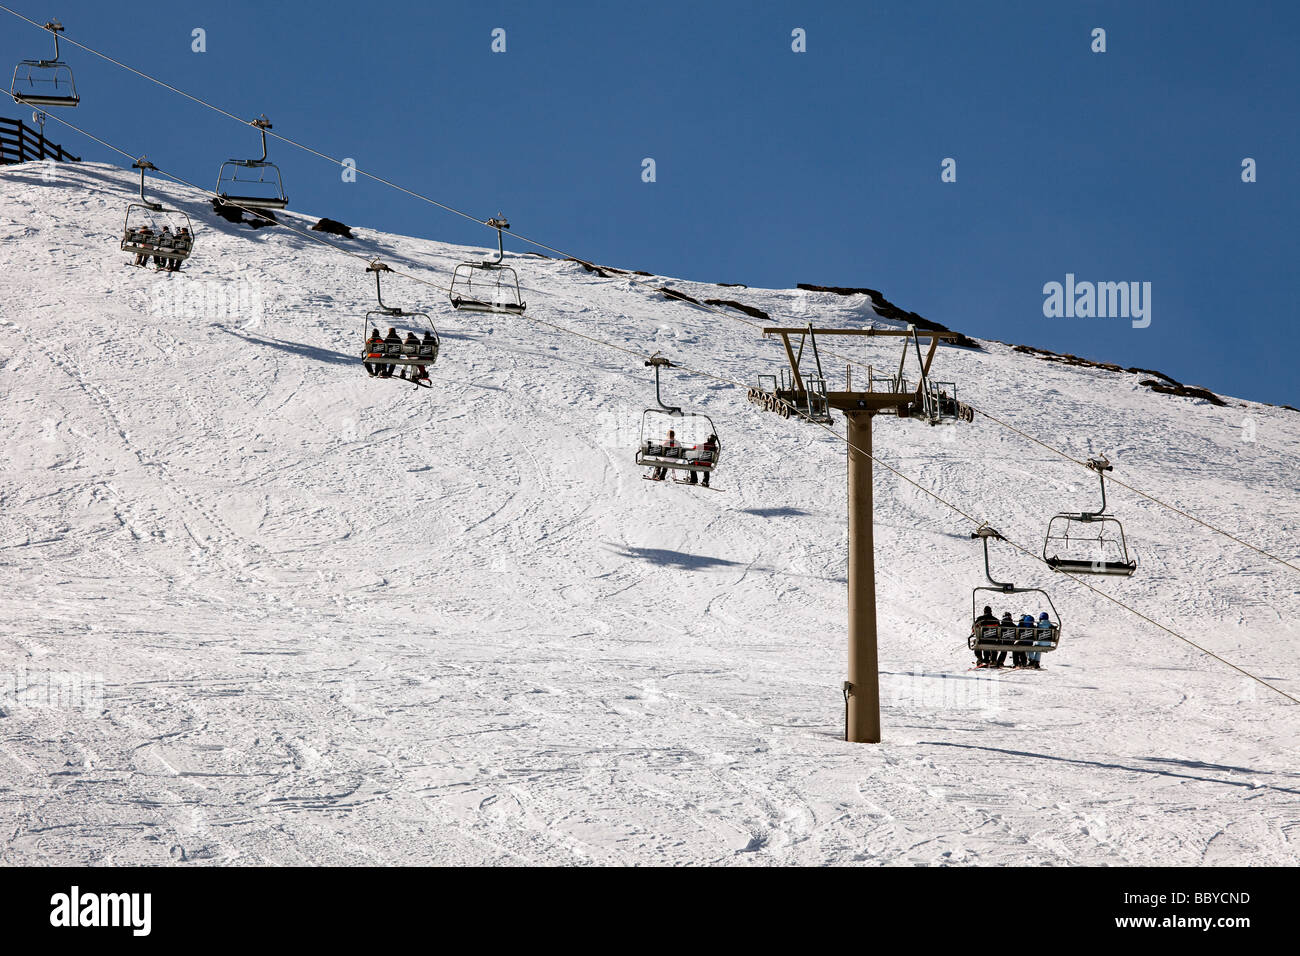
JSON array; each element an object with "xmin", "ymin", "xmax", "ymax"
[{"xmin": 1, "ymin": 162, "xmax": 1297, "ymax": 866}]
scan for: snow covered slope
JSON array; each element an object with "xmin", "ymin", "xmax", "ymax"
[{"xmin": 1, "ymin": 162, "xmax": 1297, "ymax": 866}]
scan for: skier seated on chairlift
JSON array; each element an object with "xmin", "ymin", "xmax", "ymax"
[
  {"xmin": 686, "ymin": 433, "xmax": 718, "ymax": 488},
  {"xmin": 1011, "ymin": 614, "xmax": 1037, "ymax": 668},
  {"xmin": 152, "ymin": 226, "xmax": 173, "ymax": 269},
  {"xmin": 132, "ymin": 225, "xmax": 154, "ymax": 266},
  {"xmin": 364, "ymin": 327, "xmax": 383, "ymax": 376},
  {"xmin": 379, "ymin": 327, "xmax": 401, "ymax": 377},
  {"xmin": 168, "ymin": 227, "xmax": 192, "ymax": 271},
  {"xmin": 987, "ymin": 612, "xmax": 1014, "ymax": 667},
  {"xmin": 396, "ymin": 332, "xmax": 429, "ymax": 382},
  {"xmin": 412, "ymin": 331, "xmax": 436, "ymax": 382},
  {"xmin": 650, "ymin": 429, "xmax": 677, "ymax": 481},
  {"xmin": 1026, "ymin": 611, "xmax": 1052, "ymax": 669},
  {"xmin": 972, "ymin": 605, "xmax": 999, "ymax": 666}
]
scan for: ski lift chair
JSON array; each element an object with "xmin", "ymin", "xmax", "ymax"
[
  {"xmin": 449, "ymin": 217, "xmax": 526, "ymax": 314},
  {"xmin": 121, "ymin": 158, "xmax": 194, "ymax": 264},
  {"xmin": 969, "ymin": 526, "xmax": 1061, "ymax": 657},
  {"xmin": 361, "ymin": 261, "xmax": 440, "ymax": 387},
  {"xmin": 634, "ymin": 355, "xmax": 721, "ymax": 475},
  {"xmin": 1043, "ymin": 456, "xmax": 1138, "ymax": 576},
  {"xmin": 9, "ymin": 21, "xmax": 79, "ymax": 108},
  {"xmin": 216, "ymin": 116, "xmax": 289, "ymax": 210}
]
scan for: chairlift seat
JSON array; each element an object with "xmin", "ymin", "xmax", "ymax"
[
  {"xmin": 637, "ymin": 443, "xmax": 714, "ymax": 471},
  {"xmin": 1046, "ymin": 557, "xmax": 1137, "ymax": 576},
  {"xmin": 969, "ymin": 624, "xmax": 1060, "ymax": 653},
  {"xmin": 121, "ymin": 238, "xmax": 192, "ymax": 261},
  {"xmin": 449, "ymin": 295, "xmax": 526, "ymax": 315},
  {"xmin": 217, "ymin": 193, "xmax": 289, "ymax": 211},
  {"xmin": 15, "ymin": 92, "xmax": 79, "ymax": 107},
  {"xmin": 216, "ymin": 130, "xmax": 288, "ymax": 210},
  {"xmin": 366, "ymin": 342, "xmax": 433, "ymax": 368},
  {"xmin": 635, "ymin": 364, "xmax": 721, "ymax": 475}
]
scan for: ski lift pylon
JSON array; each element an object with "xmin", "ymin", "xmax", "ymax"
[
  {"xmin": 749, "ymin": 323, "xmax": 973, "ymax": 425},
  {"xmin": 1042, "ymin": 456, "xmax": 1138, "ymax": 576},
  {"xmin": 449, "ymin": 216, "xmax": 526, "ymax": 314},
  {"xmin": 215, "ymin": 116, "xmax": 289, "ymax": 210},
  {"xmin": 9, "ymin": 20, "xmax": 79, "ymax": 108},
  {"xmin": 360, "ymin": 260, "xmax": 440, "ymax": 388},
  {"xmin": 635, "ymin": 354, "xmax": 721, "ymax": 477},
  {"xmin": 969, "ymin": 525, "xmax": 1062, "ymax": 656},
  {"xmin": 121, "ymin": 158, "xmax": 194, "ymax": 266}
]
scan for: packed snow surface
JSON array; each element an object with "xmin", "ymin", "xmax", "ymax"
[{"xmin": 1, "ymin": 163, "xmax": 1297, "ymax": 865}]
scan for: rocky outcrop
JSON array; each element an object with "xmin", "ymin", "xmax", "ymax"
[{"xmin": 797, "ymin": 283, "xmax": 981, "ymax": 349}]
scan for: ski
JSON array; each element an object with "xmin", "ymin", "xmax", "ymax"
[{"xmin": 672, "ymin": 478, "xmax": 720, "ymax": 490}]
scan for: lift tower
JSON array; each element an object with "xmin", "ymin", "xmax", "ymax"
[{"xmin": 751, "ymin": 325, "xmax": 972, "ymax": 742}]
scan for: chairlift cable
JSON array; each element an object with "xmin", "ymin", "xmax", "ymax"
[{"xmin": 23, "ymin": 106, "xmax": 460, "ymax": 298}]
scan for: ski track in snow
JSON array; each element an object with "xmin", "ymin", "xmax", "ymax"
[{"xmin": 0, "ymin": 163, "xmax": 1297, "ymax": 866}]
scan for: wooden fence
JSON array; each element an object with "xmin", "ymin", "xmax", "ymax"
[{"xmin": 0, "ymin": 116, "xmax": 81, "ymax": 165}]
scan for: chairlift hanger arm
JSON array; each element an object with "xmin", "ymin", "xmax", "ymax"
[
  {"xmin": 483, "ymin": 215, "xmax": 509, "ymax": 266},
  {"xmin": 41, "ymin": 19, "xmax": 65, "ymax": 63},
  {"xmin": 132, "ymin": 157, "xmax": 162, "ymax": 210},
  {"xmin": 1079, "ymin": 456, "xmax": 1114, "ymax": 518},
  {"xmin": 645, "ymin": 353, "xmax": 682, "ymax": 415},
  {"xmin": 971, "ymin": 527, "xmax": 1015, "ymax": 591},
  {"xmin": 248, "ymin": 116, "xmax": 272, "ymax": 164},
  {"xmin": 367, "ymin": 261, "xmax": 406, "ymax": 316}
]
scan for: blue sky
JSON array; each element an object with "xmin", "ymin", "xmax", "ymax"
[{"xmin": 5, "ymin": 0, "xmax": 1297, "ymax": 405}]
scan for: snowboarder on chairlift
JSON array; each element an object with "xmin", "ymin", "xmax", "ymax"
[
  {"xmin": 652, "ymin": 429, "xmax": 676, "ymax": 481},
  {"xmin": 973, "ymin": 605, "xmax": 998, "ymax": 666},
  {"xmin": 364, "ymin": 327, "xmax": 383, "ymax": 376}
]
